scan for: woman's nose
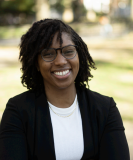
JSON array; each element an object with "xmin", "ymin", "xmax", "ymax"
[{"xmin": 54, "ymin": 50, "xmax": 67, "ymax": 66}]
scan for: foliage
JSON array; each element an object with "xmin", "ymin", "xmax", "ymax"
[
  {"xmin": 71, "ymin": 0, "xmax": 87, "ymax": 21},
  {"xmin": 49, "ymin": 0, "xmax": 87, "ymax": 21},
  {"xmin": 0, "ymin": 25, "xmax": 30, "ymax": 39},
  {"xmin": 0, "ymin": 0, "xmax": 35, "ymax": 14},
  {"xmin": 49, "ymin": 0, "xmax": 65, "ymax": 14}
]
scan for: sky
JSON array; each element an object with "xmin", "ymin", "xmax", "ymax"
[{"xmin": 83, "ymin": 0, "xmax": 110, "ymax": 12}]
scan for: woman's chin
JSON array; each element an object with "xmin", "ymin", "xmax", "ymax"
[{"xmin": 54, "ymin": 82, "xmax": 75, "ymax": 90}]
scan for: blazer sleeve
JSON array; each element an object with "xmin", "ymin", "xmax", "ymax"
[
  {"xmin": 98, "ymin": 98, "xmax": 130, "ymax": 160},
  {"xmin": 0, "ymin": 98, "xmax": 28, "ymax": 160}
]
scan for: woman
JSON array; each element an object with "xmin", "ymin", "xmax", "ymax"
[{"xmin": 0, "ymin": 19, "xmax": 130, "ymax": 160}]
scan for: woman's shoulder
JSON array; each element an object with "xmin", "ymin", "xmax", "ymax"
[
  {"xmin": 82, "ymin": 88, "xmax": 116, "ymax": 110},
  {"xmin": 9, "ymin": 90, "xmax": 35, "ymax": 101},
  {"xmin": 82, "ymin": 87, "xmax": 112, "ymax": 101},
  {"xmin": 88, "ymin": 89, "xmax": 112, "ymax": 101},
  {"xmin": 5, "ymin": 91, "xmax": 37, "ymax": 115},
  {"xmin": 7, "ymin": 90, "xmax": 36, "ymax": 109}
]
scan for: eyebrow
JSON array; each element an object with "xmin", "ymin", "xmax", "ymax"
[{"xmin": 47, "ymin": 44, "xmax": 76, "ymax": 50}]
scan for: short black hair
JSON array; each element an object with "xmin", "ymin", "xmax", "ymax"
[{"xmin": 19, "ymin": 18, "xmax": 96, "ymax": 92}]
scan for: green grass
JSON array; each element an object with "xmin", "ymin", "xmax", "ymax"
[
  {"xmin": 0, "ymin": 30, "xmax": 133, "ymax": 121},
  {"xmin": 88, "ymin": 46, "xmax": 133, "ymax": 121},
  {"xmin": 0, "ymin": 25, "xmax": 30, "ymax": 39}
]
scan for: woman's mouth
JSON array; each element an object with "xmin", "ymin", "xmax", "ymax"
[
  {"xmin": 54, "ymin": 70, "xmax": 69, "ymax": 76},
  {"xmin": 52, "ymin": 69, "xmax": 71, "ymax": 79}
]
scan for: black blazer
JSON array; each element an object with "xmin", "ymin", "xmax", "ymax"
[{"xmin": 0, "ymin": 88, "xmax": 130, "ymax": 160}]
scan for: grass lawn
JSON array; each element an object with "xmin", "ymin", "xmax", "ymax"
[
  {"xmin": 0, "ymin": 30, "xmax": 133, "ymax": 121},
  {"xmin": 87, "ymin": 36, "xmax": 133, "ymax": 121},
  {"xmin": 0, "ymin": 25, "xmax": 30, "ymax": 39}
]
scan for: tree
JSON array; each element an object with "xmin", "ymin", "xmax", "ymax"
[
  {"xmin": 131, "ymin": 0, "xmax": 133, "ymax": 20},
  {"xmin": 35, "ymin": 0, "xmax": 50, "ymax": 20},
  {"xmin": 71, "ymin": 0, "xmax": 87, "ymax": 22},
  {"xmin": 50, "ymin": 0, "xmax": 87, "ymax": 22},
  {"xmin": 0, "ymin": 0, "xmax": 35, "ymax": 15}
]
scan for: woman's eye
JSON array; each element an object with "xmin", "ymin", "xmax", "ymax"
[
  {"xmin": 64, "ymin": 50, "xmax": 74, "ymax": 54},
  {"xmin": 44, "ymin": 53, "xmax": 52, "ymax": 56},
  {"xmin": 43, "ymin": 52, "xmax": 54, "ymax": 56}
]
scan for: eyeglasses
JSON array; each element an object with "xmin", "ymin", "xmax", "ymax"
[{"xmin": 41, "ymin": 45, "xmax": 77, "ymax": 62}]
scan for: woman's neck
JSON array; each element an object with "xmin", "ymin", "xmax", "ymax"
[{"xmin": 44, "ymin": 84, "xmax": 77, "ymax": 108}]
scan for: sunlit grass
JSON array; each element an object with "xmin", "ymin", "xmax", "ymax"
[
  {"xmin": 0, "ymin": 31, "xmax": 133, "ymax": 121},
  {"xmin": 0, "ymin": 66, "xmax": 27, "ymax": 112},
  {"xmin": 0, "ymin": 25, "xmax": 30, "ymax": 39},
  {"xmin": 88, "ymin": 47, "xmax": 133, "ymax": 121}
]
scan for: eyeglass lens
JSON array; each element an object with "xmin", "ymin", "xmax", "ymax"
[{"xmin": 41, "ymin": 45, "xmax": 77, "ymax": 62}]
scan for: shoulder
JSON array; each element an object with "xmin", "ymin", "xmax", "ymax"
[
  {"xmin": 77, "ymin": 88, "xmax": 124, "ymax": 140},
  {"xmin": 80, "ymin": 88, "xmax": 116, "ymax": 114},
  {"xmin": 85, "ymin": 88, "xmax": 110, "ymax": 99},
  {"xmin": 83, "ymin": 88, "xmax": 114, "ymax": 105},
  {"xmin": 7, "ymin": 90, "xmax": 36, "ymax": 110},
  {"xmin": 4, "ymin": 91, "xmax": 37, "ymax": 124},
  {"xmin": 9, "ymin": 90, "xmax": 35, "ymax": 101}
]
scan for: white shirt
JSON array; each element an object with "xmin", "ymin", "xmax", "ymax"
[{"xmin": 48, "ymin": 95, "xmax": 84, "ymax": 160}]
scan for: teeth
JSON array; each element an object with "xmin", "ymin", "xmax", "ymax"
[
  {"xmin": 54, "ymin": 70, "xmax": 69, "ymax": 76},
  {"xmin": 63, "ymin": 71, "xmax": 65, "ymax": 75}
]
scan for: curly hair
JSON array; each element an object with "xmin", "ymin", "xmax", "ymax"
[{"xmin": 19, "ymin": 18, "xmax": 96, "ymax": 92}]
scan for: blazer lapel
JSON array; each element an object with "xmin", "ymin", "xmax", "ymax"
[
  {"xmin": 34, "ymin": 92, "xmax": 56, "ymax": 160},
  {"xmin": 33, "ymin": 88, "xmax": 97, "ymax": 160},
  {"xmin": 77, "ymin": 89, "xmax": 95, "ymax": 160}
]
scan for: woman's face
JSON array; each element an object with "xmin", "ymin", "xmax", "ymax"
[{"xmin": 37, "ymin": 32, "xmax": 79, "ymax": 90}]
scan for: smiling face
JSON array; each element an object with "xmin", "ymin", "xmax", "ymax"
[{"xmin": 37, "ymin": 32, "xmax": 79, "ymax": 90}]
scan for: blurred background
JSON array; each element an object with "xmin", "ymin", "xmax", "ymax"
[{"xmin": 0, "ymin": 0, "xmax": 133, "ymax": 158}]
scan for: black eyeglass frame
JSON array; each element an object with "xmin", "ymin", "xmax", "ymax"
[{"xmin": 41, "ymin": 45, "xmax": 78, "ymax": 62}]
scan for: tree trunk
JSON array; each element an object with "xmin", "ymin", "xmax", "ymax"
[
  {"xmin": 72, "ymin": 0, "xmax": 86, "ymax": 22},
  {"xmin": 35, "ymin": 0, "xmax": 50, "ymax": 21},
  {"xmin": 131, "ymin": 0, "xmax": 133, "ymax": 20}
]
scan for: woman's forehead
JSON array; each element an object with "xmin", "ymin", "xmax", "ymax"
[{"xmin": 51, "ymin": 32, "xmax": 74, "ymax": 47}]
